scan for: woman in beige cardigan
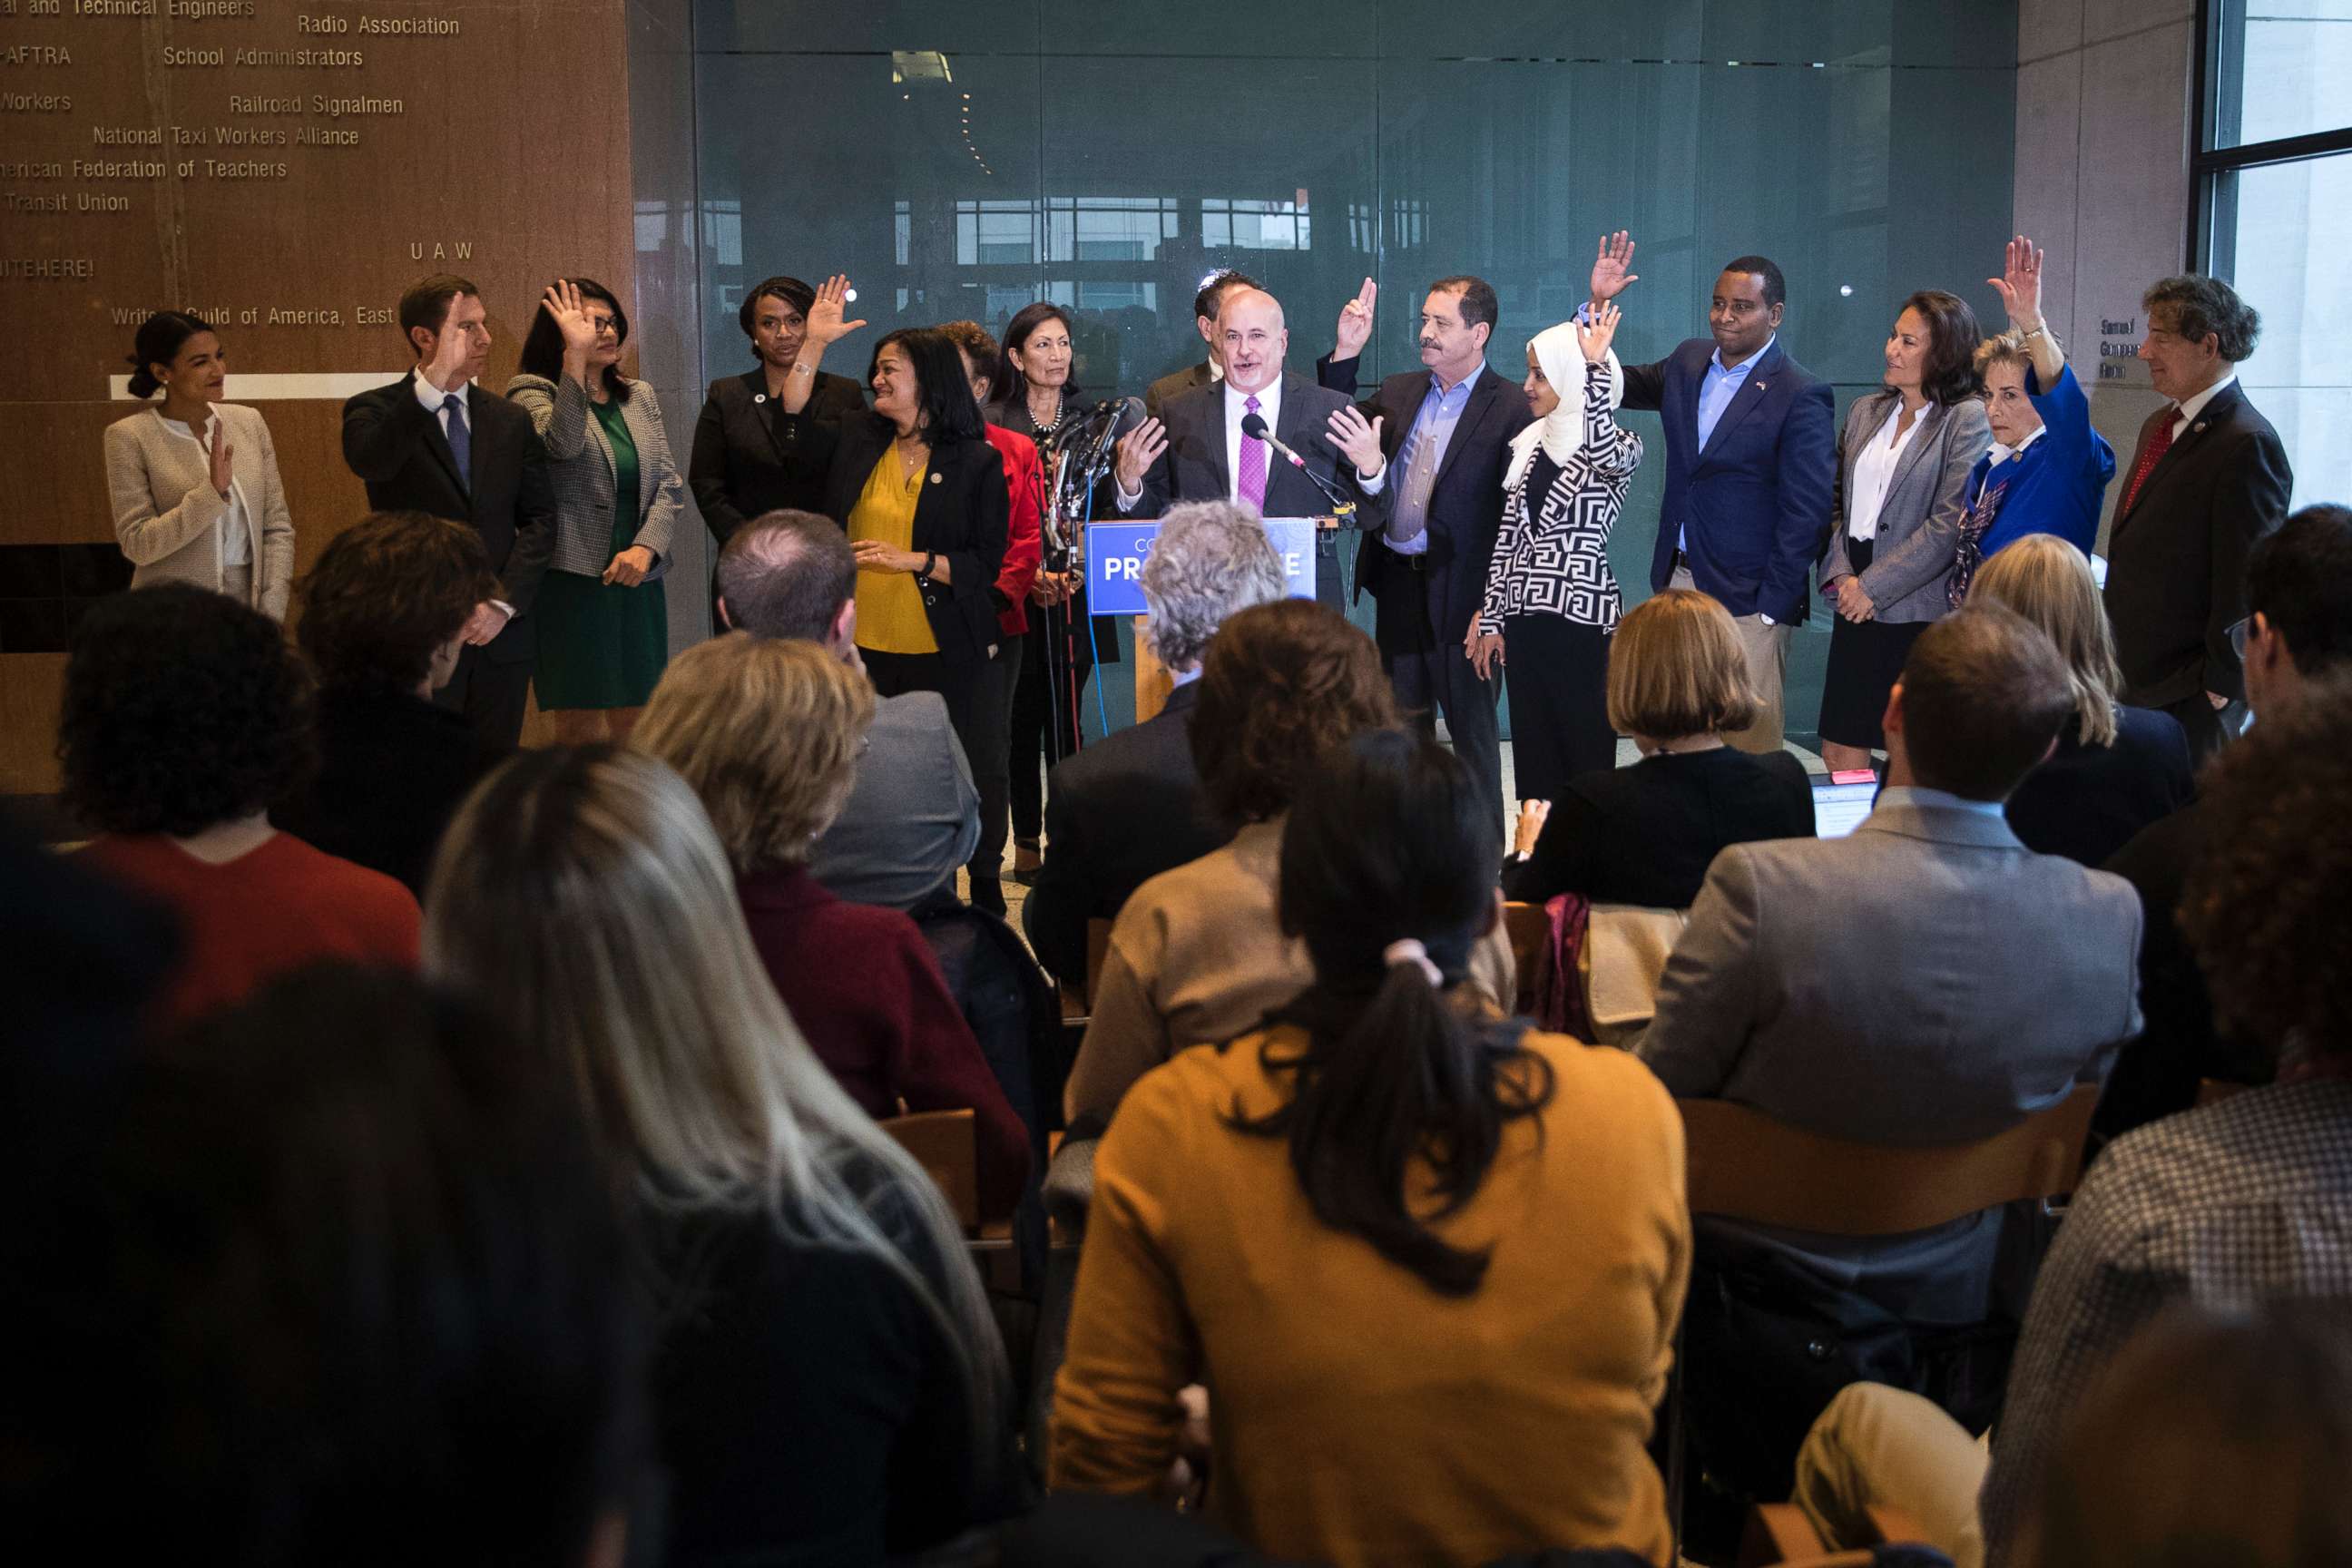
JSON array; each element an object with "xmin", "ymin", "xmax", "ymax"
[{"xmin": 103, "ymin": 311, "xmax": 295, "ymax": 620}]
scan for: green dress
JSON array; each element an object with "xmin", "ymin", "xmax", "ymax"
[{"xmin": 534, "ymin": 397, "xmax": 669, "ymax": 710}]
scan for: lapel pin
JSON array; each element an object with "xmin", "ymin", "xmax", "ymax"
[
  {"xmin": 929, "ymin": 472, "xmax": 943, "ymax": 485},
  {"xmin": 754, "ymin": 392, "xmax": 768, "ymax": 404},
  {"xmin": 2193, "ymin": 421, "xmax": 2208, "ymax": 434}
]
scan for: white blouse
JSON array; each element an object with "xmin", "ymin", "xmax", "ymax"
[
  {"xmin": 156, "ymin": 410, "xmax": 252, "ymax": 566},
  {"xmin": 1846, "ymin": 399, "xmax": 1928, "ymax": 543}
]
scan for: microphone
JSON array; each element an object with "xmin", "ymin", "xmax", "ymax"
[{"xmin": 1240, "ymin": 410, "xmax": 1354, "ymax": 516}]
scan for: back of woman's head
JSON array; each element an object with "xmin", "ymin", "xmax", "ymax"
[
  {"xmin": 1191, "ymin": 599, "xmax": 1400, "ymax": 824},
  {"xmin": 1969, "ymin": 534, "xmax": 2123, "ymax": 747},
  {"xmin": 1235, "ymin": 730, "xmax": 1548, "ymax": 1297},
  {"xmin": 634, "ymin": 634, "xmax": 875, "ymax": 874},
  {"xmin": 1606, "ymin": 588, "xmax": 1757, "ymax": 742},
  {"xmin": 2024, "ymin": 1302, "xmax": 2352, "ymax": 1568},
  {"xmin": 60, "ymin": 582, "xmax": 316, "ymax": 837}
]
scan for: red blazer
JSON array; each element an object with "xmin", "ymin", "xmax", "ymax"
[
  {"xmin": 984, "ymin": 423, "xmax": 1044, "ymax": 637},
  {"xmin": 737, "ymin": 863, "xmax": 1029, "ymax": 1219}
]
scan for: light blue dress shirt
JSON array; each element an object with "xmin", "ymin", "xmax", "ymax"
[
  {"xmin": 1874, "ymin": 784, "xmax": 2011, "ymax": 822},
  {"xmin": 1384, "ymin": 372, "xmax": 1477, "ymax": 556}
]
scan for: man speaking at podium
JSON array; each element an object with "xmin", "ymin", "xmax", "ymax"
[{"xmin": 1107, "ymin": 287, "xmax": 1389, "ymax": 614}]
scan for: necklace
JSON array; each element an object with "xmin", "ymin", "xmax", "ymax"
[
  {"xmin": 895, "ymin": 433, "xmax": 927, "ymax": 479},
  {"xmin": 1027, "ymin": 389, "xmax": 1063, "ymax": 439}
]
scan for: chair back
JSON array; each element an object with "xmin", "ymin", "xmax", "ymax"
[
  {"xmin": 1501, "ymin": 899, "xmax": 1551, "ymax": 1017},
  {"xmin": 1680, "ymin": 1083, "xmax": 2100, "ymax": 1236},
  {"xmin": 881, "ymin": 1109, "xmax": 980, "ymax": 1230},
  {"xmin": 2196, "ymin": 1077, "xmax": 2251, "ymax": 1110},
  {"xmin": 1583, "ymin": 903, "xmax": 1688, "ymax": 1044}
]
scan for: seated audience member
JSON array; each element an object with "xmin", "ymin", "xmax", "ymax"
[
  {"xmin": 64, "ymin": 583, "xmax": 420, "ymax": 1024},
  {"xmin": 1639, "ymin": 606, "xmax": 2141, "ymax": 1488},
  {"xmin": 1052, "ymin": 731, "xmax": 1689, "ymax": 1567},
  {"xmin": 635, "ymin": 633, "xmax": 1028, "ymax": 1221},
  {"xmin": 715, "ymin": 508, "xmax": 980, "ymax": 912},
  {"xmin": 1063, "ymin": 600, "xmax": 1514, "ymax": 1132},
  {"xmin": 423, "ymin": 747, "xmax": 1022, "ymax": 1565},
  {"xmin": 1023, "ymin": 500, "xmax": 1288, "ymax": 987},
  {"xmin": 34, "ymin": 965, "xmax": 645, "ymax": 1566},
  {"xmin": 1967, "ymin": 534, "xmax": 2189, "ymax": 867},
  {"xmin": 1978, "ymin": 673, "xmax": 2352, "ymax": 1565},
  {"xmin": 275, "ymin": 510, "xmax": 502, "ymax": 895},
  {"xmin": 2095, "ymin": 503, "xmax": 2352, "ymax": 1142},
  {"xmin": 1504, "ymin": 588, "xmax": 1811, "ymax": 909}
]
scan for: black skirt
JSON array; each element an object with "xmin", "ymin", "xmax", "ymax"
[{"xmin": 1818, "ymin": 536, "xmax": 1930, "ymax": 750}]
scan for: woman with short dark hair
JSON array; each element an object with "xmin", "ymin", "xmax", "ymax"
[
  {"xmin": 1054, "ymin": 729, "xmax": 1689, "ymax": 1566},
  {"xmin": 64, "ymin": 583, "xmax": 419, "ymax": 1024},
  {"xmin": 1817, "ymin": 289, "xmax": 1993, "ymax": 771},
  {"xmin": 508, "ymin": 277, "xmax": 686, "ymax": 743},
  {"xmin": 687, "ymin": 272, "xmax": 870, "ymax": 543},
  {"xmin": 276, "ymin": 509, "xmax": 502, "ymax": 895}
]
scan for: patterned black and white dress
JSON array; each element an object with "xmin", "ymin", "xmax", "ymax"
[{"xmin": 1480, "ymin": 370, "xmax": 1642, "ymax": 801}]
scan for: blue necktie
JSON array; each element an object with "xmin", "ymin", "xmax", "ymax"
[{"xmin": 442, "ymin": 392, "xmax": 471, "ymax": 491}]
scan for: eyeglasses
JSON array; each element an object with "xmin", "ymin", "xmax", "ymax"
[{"xmin": 2228, "ymin": 616, "xmax": 2252, "ymax": 659}]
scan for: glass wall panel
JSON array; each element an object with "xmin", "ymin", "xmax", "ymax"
[{"xmin": 2210, "ymin": 153, "xmax": 2352, "ymax": 511}]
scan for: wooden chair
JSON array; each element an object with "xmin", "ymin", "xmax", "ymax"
[
  {"xmin": 2196, "ymin": 1076, "xmax": 2251, "ymax": 1111},
  {"xmin": 879, "ymin": 1109, "xmax": 1013, "ymax": 1254},
  {"xmin": 1501, "ymin": 899, "xmax": 1551, "ymax": 1018},
  {"xmin": 1054, "ymin": 916, "xmax": 1116, "ymax": 1022},
  {"xmin": 1740, "ymin": 1503, "xmax": 1930, "ymax": 1567}
]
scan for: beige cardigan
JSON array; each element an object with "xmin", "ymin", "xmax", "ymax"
[{"xmin": 103, "ymin": 403, "xmax": 296, "ymax": 619}]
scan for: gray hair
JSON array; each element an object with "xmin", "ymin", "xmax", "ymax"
[{"xmin": 1142, "ymin": 501, "xmax": 1289, "ymax": 671}]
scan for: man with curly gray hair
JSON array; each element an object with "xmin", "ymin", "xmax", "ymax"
[
  {"xmin": 2104, "ymin": 272, "xmax": 2293, "ymax": 763},
  {"xmin": 1023, "ymin": 501, "xmax": 1288, "ymax": 985}
]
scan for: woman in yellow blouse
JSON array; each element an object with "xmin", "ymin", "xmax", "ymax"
[{"xmin": 1052, "ymin": 728, "xmax": 1690, "ymax": 1568}]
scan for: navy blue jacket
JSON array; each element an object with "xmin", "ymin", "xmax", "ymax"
[{"xmin": 1622, "ymin": 338, "xmax": 1836, "ymax": 623}]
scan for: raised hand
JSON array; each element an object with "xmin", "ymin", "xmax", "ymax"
[
  {"xmin": 544, "ymin": 279, "xmax": 598, "ymax": 361},
  {"xmin": 1987, "ymin": 234, "xmax": 2045, "ymax": 330},
  {"xmin": 1577, "ymin": 299, "xmax": 1622, "ymax": 363},
  {"xmin": 202, "ymin": 421, "xmax": 234, "ymax": 497},
  {"xmin": 1324, "ymin": 405, "xmax": 1386, "ymax": 478},
  {"xmin": 424, "ymin": 310, "xmax": 475, "ymax": 391},
  {"xmin": 1590, "ymin": 230, "xmax": 1639, "ymax": 304},
  {"xmin": 1114, "ymin": 417, "xmax": 1168, "ymax": 494},
  {"xmin": 1333, "ymin": 277, "xmax": 1377, "ymax": 358},
  {"xmin": 804, "ymin": 274, "xmax": 868, "ymax": 349}
]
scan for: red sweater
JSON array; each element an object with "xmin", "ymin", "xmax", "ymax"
[
  {"xmin": 737, "ymin": 863, "xmax": 1031, "ymax": 1220},
  {"xmin": 77, "ymin": 831, "xmax": 421, "ymax": 1027},
  {"xmin": 984, "ymin": 422, "xmax": 1044, "ymax": 638}
]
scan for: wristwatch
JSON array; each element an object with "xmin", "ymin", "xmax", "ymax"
[{"xmin": 916, "ymin": 552, "xmax": 937, "ymax": 581}]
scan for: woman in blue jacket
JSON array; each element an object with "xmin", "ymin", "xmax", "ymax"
[{"xmin": 1948, "ymin": 234, "xmax": 2119, "ymax": 603}]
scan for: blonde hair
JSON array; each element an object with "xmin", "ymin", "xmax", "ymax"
[
  {"xmin": 1969, "ymin": 534, "xmax": 2122, "ymax": 747},
  {"xmin": 1975, "ymin": 328, "xmax": 2032, "ymax": 379},
  {"xmin": 633, "ymin": 633, "xmax": 875, "ymax": 872},
  {"xmin": 422, "ymin": 747, "xmax": 1007, "ymax": 1448},
  {"xmin": 1606, "ymin": 589, "xmax": 1759, "ymax": 741}
]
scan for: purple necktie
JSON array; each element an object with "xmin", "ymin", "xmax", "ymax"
[{"xmin": 1237, "ymin": 394, "xmax": 1268, "ymax": 512}]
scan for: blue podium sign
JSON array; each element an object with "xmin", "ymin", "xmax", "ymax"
[{"xmin": 1083, "ymin": 517, "xmax": 1320, "ymax": 614}]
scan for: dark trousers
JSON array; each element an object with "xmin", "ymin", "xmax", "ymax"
[
  {"xmin": 865, "ymin": 646, "xmax": 1001, "ymax": 913},
  {"xmin": 1009, "ymin": 611, "xmax": 1093, "ymax": 844},
  {"xmin": 434, "ymin": 642, "xmax": 530, "ymax": 766},
  {"xmin": 969, "ymin": 637, "xmax": 1022, "ymax": 912},
  {"xmin": 2159, "ymin": 689, "xmax": 2244, "ymax": 769},
  {"xmin": 1504, "ymin": 614, "xmax": 1615, "ymax": 805},
  {"xmin": 1375, "ymin": 565, "xmax": 1504, "ymax": 834}
]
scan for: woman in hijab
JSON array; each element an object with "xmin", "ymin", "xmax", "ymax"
[{"xmin": 1469, "ymin": 301, "xmax": 1641, "ymax": 807}]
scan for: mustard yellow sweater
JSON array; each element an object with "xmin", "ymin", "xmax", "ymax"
[{"xmin": 1051, "ymin": 1024, "xmax": 1690, "ymax": 1567}]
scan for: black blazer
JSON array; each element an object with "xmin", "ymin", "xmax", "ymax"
[
  {"xmin": 1020, "ymin": 681, "xmax": 1225, "ymax": 985},
  {"xmin": 2102, "ymin": 380, "xmax": 2292, "ymax": 707},
  {"xmin": 688, "ymin": 367, "xmax": 867, "ymax": 544},
  {"xmin": 792, "ymin": 411, "xmax": 1010, "ymax": 665},
  {"xmin": 1111, "ymin": 371, "xmax": 1391, "ymax": 533},
  {"xmin": 1143, "ymin": 359, "xmax": 1214, "ymax": 417},
  {"xmin": 274, "ymin": 683, "xmax": 494, "ymax": 897},
  {"xmin": 1318, "ymin": 354, "xmax": 1533, "ymax": 645},
  {"xmin": 340, "ymin": 371, "xmax": 556, "ymax": 663},
  {"xmin": 2004, "ymin": 704, "xmax": 2192, "ymax": 869},
  {"xmin": 1504, "ymin": 746, "xmax": 1814, "ymax": 909}
]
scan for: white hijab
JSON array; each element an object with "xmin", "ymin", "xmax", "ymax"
[{"xmin": 1504, "ymin": 319, "xmax": 1622, "ymax": 492}]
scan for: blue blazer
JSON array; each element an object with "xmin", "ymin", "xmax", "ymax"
[
  {"xmin": 1966, "ymin": 363, "xmax": 2116, "ymax": 562},
  {"xmin": 1622, "ymin": 338, "xmax": 1836, "ymax": 623}
]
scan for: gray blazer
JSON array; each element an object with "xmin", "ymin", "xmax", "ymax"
[
  {"xmin": 505, "ymin": 373, "xmax": 684, "ymax": 578},
  {"xmin": 103, "ymin": 403, "xmax": 296, "ymax": 619},
  {"xmin": 1819, "ymin": 392, "xmax": 1991, "ymax": 623},
  {"xmin": 1638, "ymin": 794, "xmax": 2141, "ymax": 1144}
]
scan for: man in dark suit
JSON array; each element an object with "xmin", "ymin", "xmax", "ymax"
[
  {"xmin": 1108, "ymin": 287, "xmax": 1391, "ymax": 615},
  {"xmin": 342, "ymin": 275, "xmax": 555, "ymax": 757},
  {"xmin": 1142, "ymin": 269, "xmax": 1259, "ymax": 416},
  {"xmin": 1586, "ymin": 235, "xmax": 1837, "ymax": 752},
  {"xmin": 2103, "ymin": 274, "xmax": 2294, "ymax": 762},
  {"xmin": 1313, "ymin": 274, "xmax": 1531, "ymax": 828},
  {"xmin": 1022, "ymin": 501, "xmax": 1287, "ymax": 987}
]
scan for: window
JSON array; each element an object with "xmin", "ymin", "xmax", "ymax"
[
  {"xmin": 2197, "ymin": 1, "xmax": 2352, "ymax": 508},
  {"xmin": 1200, "ymin": 196, "xmax": 1311, "ymax": 251}
]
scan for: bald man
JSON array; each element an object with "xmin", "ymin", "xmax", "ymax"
[{"xmin": 1109, "ymin": 288, "xmax": 1390, "ymax": 612}]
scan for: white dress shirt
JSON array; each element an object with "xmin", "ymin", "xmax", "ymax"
[
  {"xmin": 1220, "ymin": 376, "xmax": 1282, "ymax": 504},
  {"xmin": 156, "ymin": 410, "xmax": 251, "ymax": 566},
  {"xmin": 1985, "ymin": 422, "xmax": 2048, "ymax": 471},
  {"xmin": 2170, "ymin": 370, "xmax": 2236, "ymax": 441},
  {"xmin": 414, "ymin": 369, "xmax": 471, "ymax": 435},
  {"xmin": 1846, "ymin": 398, "xmax": 1929, "ymax": 543}
]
